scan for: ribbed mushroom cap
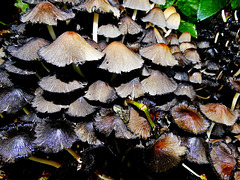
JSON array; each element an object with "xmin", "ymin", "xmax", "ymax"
[
  {"xmin": 115, "ymin": 77, "xmax": 144, "ymax": 99},
  {"xmin": 4, "ymin": 61, "xmax": 36, "ymax": 75},
  {"xmin": 150, "ymin": 0, "xmax": 166, "ymax": 5},
  {"xmin": 0, "ymin": 123, "xmax": 35, "ymax": 163},
  {"xmin": 210, "ymin": 142, "xmax": 238, "ymax": 180},
  {"xmin": 74, "ymin": 0, "xmax": 120, "ymax": 18},
  {"xmin": 34, "ymin": 118, "xmax": 77, "ymax": 153},
  {"xmin": 99, "ymin": 41, "xmax": 144, "ymax": 74},
  {"xmin": 199, "ymin": 103, "xmax": 239, "ymax": 126},
  {"xmin": 84, "ymin": 80, "xmax": 117, "ymax": 103},
  {"xmin": 141, "ymin": 70, "xmax": 177, "ymax": 96},
  {"xmin": 166, "ymin": 12, "xmax": 181, "ymax": 30},
  {"xmin": 0, "ymin": 70, "xmax": 13, "ymax": 88},
  {"xmin": 165, "ymin": 33, "xmax": 179, "ymax": 45},
  {"xmin": 66, "ymin": 96, "xmax": 97, "ymax": 117},
  {"xmin": 139, "ymin": 43, "xmax": 178, "ymax": 66},
  {"xmin": 171, "ymin": 102, "xmax": 210, "ymax": 134},
  {"xmin": 163, "ymin": 6, "xmax": 176, "ymax": 19},
  {"xmin": 0, "ymin": 88, "xmax": 33, "ymax": 114},
  {"xmin": 20, "ymin": 1, "xmax": 75, "ymax": 25},
  {"xmin": 174, "ymin": 83, "xmax": 196, "ymax": 99},
  {"xmin": 32, "ymin": 95, "xmax": 69, "ymax": 113},
  {"xmin": 38, "ymin": 75, "xmax": 87, "ymax": 93},
  {"xmin": 75, "ymin": 122, "xmax": 102, "ymax": 145},
  {"xmin": 128, "ymin": 107, "xmax": 151, "ymax": 140},
  {"xmin": 170, "ymin": 45, "xmax": 180, "ymax": 54},
  {"xmin": 184, "ymin": 49, "xmax": 201, "ymax": 64},
  {"xmin": 119, "ymin": 16, "xmax": 142, "ymax": 35},
  {"xmin": 7, "ymin": 38, "xmax": 49, "ymax": 61},
  {"xmin": 141, "ymin": 7, "xmax": 166, "ymax": 27},
  {"xmin": 179, "ymin": 42, "xmax": 196, "ymax": 52},
  {"xmin": 39, "ymin": 31, "xmax": 105, "ymax": 67},
  {"xmin": 179, "ymin": 31, "xmax": 191, "ymax": 43},
  {"xmin": 141, "ymin": 27, "xmax": 165, "ymax": 44},
  {"xmin": 122, "ymin": 0, "xmax": 151, "ymax": 11},
  {"xmin": 143, "ymin": 132, "xmax": 186, "ymax": 173},
  {"xmin": 98, "ymin": 24, "xmax": 121, "ymax": 38},
  {"xmin": 189, "ymin": 71, "xmax": 202, "ymax": 84}
]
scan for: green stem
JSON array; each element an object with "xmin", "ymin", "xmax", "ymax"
[
  {"xmin": 47, "ymin": 25, "xmax": 56, "ymax": 40},
  {"xmin": 72, "ymin": 63, "xmax": 85, "ymax": 77},
  {"xmin": 0, "ymin": 113, "xmax": 3, "ymax": 118},
  {"xmin": 29, "ymin": 155, "xmax": 61, "ymax": 168},
  {"xmin": 23, "ymin": 107, "xmax": 30, "ymax": 115},
  {"xmin": 40, "ymin": 61, "xmax": 50, "ymax": 73}
]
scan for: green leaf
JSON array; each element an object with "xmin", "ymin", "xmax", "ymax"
[
  {"xmin": 231, "ymin": 0, "xmax": 240, "ymax": 9},
  {"xmin": 14, "ymin": 0, "xmax": 29, "ymax": 14},
  {"xmin": 197, "ymin": 0, "xmax": 227, "ymax": 21},
  {"xmin": 178, "ymin": 20, "xmax": 198, "ymax": 38},
  {"xmin": 176, "ymin": 0, "xmax": 199, "ymax": 19},
  {"xmin": 161, "ymin": 0, "xmax": 176, "ymax": 9}
]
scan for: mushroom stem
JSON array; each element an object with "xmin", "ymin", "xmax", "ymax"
[
  {"xmin": 35, "ymin": 72, "xmax": 41, "ymax": 79},
  {"xmin": 124, "ymin": 99, "xmax": 156, "ymax": 130},
  {"xmin": 23, "ymin": 107, "xmax": 30, "ymax": 115},
  {"xmin": 206, "ymin": 122, "xmax": 215, "ymax": 142},
  {"xmin": 29, "ymin": 155, "xmax": 61, "ymax": 168},
  {"xmin": 121, "ymin": 35, "xmax": 126, "ymax": 43},
  {"xmin": 132, "ymin": 9, "xmax": 138, "ymax": 21},
  {"xmin": 40, "ymin": 61, "xmax": 50, "ymax": 73},
  {"xmin": 65, "ymin": 148, "xmax": 81, "ymax": 162},
  {"xmin": 47, "ymin": 25, "xmax": 56, "ymax": 40},
  {"xmin": 93, "ymin": 12, "xmax": 99, "ymax": 43},
  {"xmin": 233, "ymin": 68, "xmax": 240, "ymax": 77},
  {"xmin": 231, "ymin": 92, "xmax": 240, "ymax": 111},
  {"xmin": 0, "ymin": 113, "xmax": 3, "ymax": 118},
  {"xmin": 111, "ymin": 73, "xmax": 117, "ymax": 81},
  {"xmin": 72, "ymin": 63, "xmax": 85, "ymax": 77},
  {"xmin": 182, "ymin": 163, "xmax": 207, "ymax": 180}
]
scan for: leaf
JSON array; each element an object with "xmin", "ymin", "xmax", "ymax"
[
  {"xmin": 178, "ymin": 20, "xmax": 198, "ymax": 38},
  {"xmin": 176, "ymin": 0, "xmax": 199, "ymax": 19},
  {"xmin": 161, "ymin": 0, "xmax": 176, "ymax": 9},
  {"xmin": 197, "ymin": 0, "xmax": 227, "ymax": 21},
  {"xmin": 231, "ymin": 0, "xmax": 240, "ymax": 9},
  {"xmin": 14, "ymin": 0, "xmax": 29, "ymax": 14}
]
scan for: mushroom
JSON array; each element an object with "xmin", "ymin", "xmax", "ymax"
[
  {"xmin": 122, "ymin": 0, "xmax": 151, "ymax": 20},
  {"xmin": 4, "ymin": 61, "xmax": 36, "ymax": 76},
  {"xmin": 0, "ymin": 70, "xmax": 13, "ymax": 88},
  {"xmin": 179, "ymin": 31, "xmax": 191, "ymax": 43},
  {"xmin": 166, "ymin": 12, "xmax": 181, "ymax": 30},
  {"xmin": 20, "ymin": 1, "xmax": 75, "ymax": 40},
  {"xmin": 49, "ymin": 0, "xmax": 82, "ymax": 5},
  {"xmin": 141, "ymin": 27, "xmax": 165, "ymax": 44},
  {"xmin": 174, "ymin": 83, "xmax": 196, "ymax": 100},
  {"xmin": 98, "ymin": 24, "xmax": 121, "ymax": 42},
  {"xmin": 74, "ymin": 0, "xmax": 120, "ymax": 43},
  {"xmin": 139, "ymin": 43, "xmax": 178, "ymax": 66},
  {"xmin": 99, "ymin": 41, "xmax": 144, "ymax": 74},
  {"xmin": 150, "ymin": 0, "xmax": 166, "ymax": 5}
]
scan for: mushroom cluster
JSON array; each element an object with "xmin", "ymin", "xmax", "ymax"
[{"xmin": 0, "ymin": 1, "xmax": 240, "ymax": 179}]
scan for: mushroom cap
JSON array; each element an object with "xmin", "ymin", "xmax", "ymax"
[
  {"xmin": 4, "ymin": 61, "xmax": 36, "ymax": 75},
  {"xmin": 171, "ymin": 102, "xmax": 210, "ymax": 134},
  {"xmin": 199, "ymin": 103, "xmax": 239, "ymax": 126},
  {"xmin": 179, "ymin": 42, "xmax": 196, "ymax": 52},
  {"xmin": 139, "ymin": 43, "xmax": 178, "ymax": 66},
  {"xmin": 99, "ymin": 41, "xmax": 144, "ymax": 74},
  {"xmin": 174, "ymin": 83, "xmax": 196, "ymax": 99},
  {"xmin": 33, "ymin": 118, "xmax": 77, "ymax": 153},
  {"xmin": 119, "ymin": 16, "xmax": 142, "ymax": 35},
  {"xmin": 184, "ymin": 48, "xmax": 201, "ymax": 64},
  {"xmin": 39, "ymin": 31, "xmax": 105, "ymax": 67},
  {"xmin": 84, "ymin": 80, "xmax": 117, "ymax": 103},
  {"xmin": 20, "ymin": 1, "xmax": 75, "ymax": 25},
  {"xmin": 115, "ymin": 77, "xmax": 145, "ymax": 99},
  {"xmin": 49, "ymin": 0, "xmax": 82, "ymax": 5},
  {"xmin": 0, "ymin": 70, "xmax": 13, "ymax": 88},
  {"xmin": 143, "ymin": 132, "xmax": 186, "ymax": 173},
  {"xmin": 141, "ymin": 27, "xmax": 165, "ymax": 44},
  {"xmin": 141, "ymin": 7, "xmax": 166, "ymax": 27},
  {"xmin": 122, "ymin": 0, "xmax": 151, "ymax": 11},
  {"xmin": 179, "ymin": 31, "xmax": 191, "ymax": 43},
  {"xmin": 163, "ymin": 6, "xmax": 176, "ymax": 19},
  {"xmin": 166, "ymin": 12, "xmax": 181, "ymax": 30},
  {"xmin": 98, "ymin": 24, "xmax": 121, "ymax": 38},
  {"xmin": 128, "ymin": 107, "xmax": 151, "ymax": 139},
  {"xmin": 150, "ymin": 0, "xmax": 166, "ymax": 5},
  {"xmin": 141, "ymin": 70, "xmax": 177, "ymax": 96},
  {"xmin": 38, "ymin": 75, "xmax": 87, "ymax": 93},
  {"xmin": 74, "ymin": 0, "xmax": 120, "ymax": 18},
  {"xmin": 7, "ymin": 38, "xmax": 49, "ymax": 61},
  {"xmin": 66, "ymin": 96, "xmax": 97, "ymax": 117},
  {"xmin": 23, "ymin": 0, "xmax": 42, "ymax": 4}
]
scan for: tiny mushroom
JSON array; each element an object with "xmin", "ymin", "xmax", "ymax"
[{"xmin": 98, "ymin": 24, "xmax": 121, "ymax": 42}]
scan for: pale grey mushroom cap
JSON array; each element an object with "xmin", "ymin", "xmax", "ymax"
[
  {"xmin": 98, "ymin": 24, "xmax": 121, "ymax": 38},
  {"xmin": 119, "ymin": 16, "xmax": 142, "ymax": 35},
  {"xmin": 122, "ymin": 0, "xmax": 151, "ymax": 11},
  {"xmin": 141, "ymin": 7, "xmax": 166, "ymax": 27}
]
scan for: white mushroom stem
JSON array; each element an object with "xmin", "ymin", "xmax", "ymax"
[
  {"xmin": 93, "ymin": 12, "xmax": 99, "ymax": 43},
  {"xmin": 206, "ymin": 122, "xmax": 215, "ymax": 142},
  {"xmin": 47, "ymin": 25, "xmax": 56, "ymax": 40},
  {"xmin": 231, "ymin": 92, "xmax": 240, "ymax": 111},
  {"xmin": 182, "ymin": 163, "xmax": 207, "ymax": 180},
  {"xmin": 132, "ymin": 9, "xmax": 138, "ymax": 21}
]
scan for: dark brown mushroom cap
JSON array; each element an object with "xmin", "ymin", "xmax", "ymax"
[
  {"xmin": 75, "ymin": 122, "xmax": 102, "ymax": 145},
  {"xmin": 139, "ymin": 43, "xmax": 178, "ymax": 66},
  {"xmin": 119, "ymin": 16, "xmax": 143, "ymax": 35},
  {"xmin": 0, "ymin": 88, "xmax": 33, "ymax": 114},
  {"xmin": 74, "ymin": 0, "xmax": 120, "ymax": 18},
  {"xmin": 199, "ymin": 103, "xmax": 239, "ymax": 126},
  {"xmin": 99, "ymin": 41, "xmax": 144, "ymax": 74},
  {"xmin": 115, "ymin": 77, "xmax": 144, "ymax": 99},
  {"xmin": 84, "ymin": 80, "xmax": 117, "ymax": 103},
  {"xmin": 0, "ymin": 123, "xmax": 35, "ymax": 163},
  {"xmin": 33, "ymin": 118, "xmax": 77, "ymax": 153},
  {"xmin": 122, "ymin": 0, "xmax": 151, "ymax": 11},
  {"xmin": 143, "ymin": 132, "xmax": 186, "ymax": 173},
  {"xmin": 7, "ymin": 38, "xmax": 49, "ymax": 61},
  {"xmin": 210, "ymin": 142, "xmax": 238, "ymax": 180},
  {"xmin": 141, "ymin": 7, "xmax": 166, "ymax": 27},
  {"xmin": 171, "ymin": 102, "xmax": 210, "ymax": 134},
  {"xmin": 141, "ymin": 70, "xmax": 178, "ymax": 96},
  {"xmin": 66, "ymin": 96, "xmax": 97, "ymax": 117},
  {"xmin": 38, "ymin": 75, "xmax": 87, "ymax": 93},
  {"xmin": 20, "ymin": 1, "xmax": 75, "ymax": 25},
  {"xmin": 127, "ymin": 107, "xmax": 151, "ymax": 140},
  {"xmin": 98, "ymin": 24, "xmax": 121, "ymax": 38},
  {"xmin": 38, "ymin": 31, "xmax": 105, "ymax": 67}
]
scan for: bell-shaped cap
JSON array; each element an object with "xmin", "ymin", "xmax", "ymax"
[
  {"xmin": 98, "ymin": 24, "xmax": 121, "ymax": 38},
  {"xmin": 122, "ymin": 0, "xmax": 151, "ymax": 11},
  {"xmin": 141, "ymin": 7, "xmax": 166, "ymax": 27},
  {"xmin": 119, "ymin": 16, "xmax": 142, "ymax": 35},
  {"xmin": 166, "ymin": 12, "xmax": 181, "ymax": 30}
]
